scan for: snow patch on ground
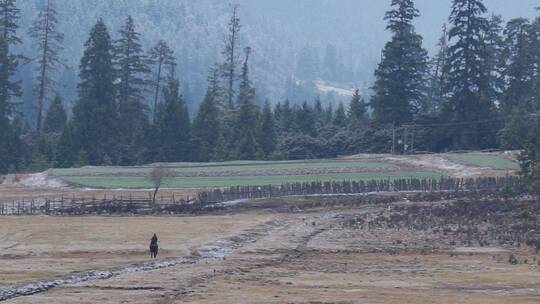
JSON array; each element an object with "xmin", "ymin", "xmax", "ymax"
[
  {"xmin": 18, "ymin": 172, "xmax": 66, "ymax": 188},
  {"xmin": 215, "ymin": 199, "xmax": 250, "ymax": 207}
]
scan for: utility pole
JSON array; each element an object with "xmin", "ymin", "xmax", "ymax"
[
  {"xmin": 403, "ymin": 126, "xmax": 408, "ymax": 154},
  {"xmin": 391, "ymin": 122, "xmax": 396, "ymax": 155},
  {"xmin": 411, "ymin": 126, "xmax": 415, "ymax": 154}
]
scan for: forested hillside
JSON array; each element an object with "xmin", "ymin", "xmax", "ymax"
[
  {"xmin": 14, "ymin": 0, "xmax": 539, "ymax": 117},
  {"xmin": 2, "ymin": 0, "xmax": 540, "ymax": 174}
]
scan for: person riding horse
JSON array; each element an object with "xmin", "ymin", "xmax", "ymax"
[{"xmin": 150, "ymin": 233, "xmax": 158, "ymax": 258}]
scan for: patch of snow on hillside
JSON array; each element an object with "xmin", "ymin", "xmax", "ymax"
[
  {"xmin": 315, "ymin": 80, "xmax": 355, "ymax": 98},
  {"xmin": 19, "ymin": 172, "xmax": 66, "ymax": 188}
]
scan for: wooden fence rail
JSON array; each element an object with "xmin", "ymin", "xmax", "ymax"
[
  {"xmin": 0, "ymin": 176, "xmax": 524, "ymax": 216},
  {"xmin": 196, "ymin": 176, "xmax": 524, "ymax": 204}
]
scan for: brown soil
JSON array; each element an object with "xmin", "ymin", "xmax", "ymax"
[{"xmin": 2, "ymin": 195, "xmax": 538, "ymax": 304}]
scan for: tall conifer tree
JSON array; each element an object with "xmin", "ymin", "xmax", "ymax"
[
  {"xmin": 43, "ymin": 94, "xmax": 66, "ymax": 133},
  {"xmin": 233, "ymin": 47, "xmax": 259, "ymax": 159},
  {"xmin": 443, "ymin": 0, "xmax": 493, "ymax": 149},
  {"xmin": 257, "ymin": 101, "xmax": 277, "ymax": 159},
  {"xmin": 0, "ymin": 0, "xmax": 23, "ymax": 173},
  {"xmin": 156, "ymin": 78, "xmax": 191, "ymax": 162},
  {"xmin": 501, "ymin": 18, "xmax": 534, "ymax": 111},
  {"xmin": 72, "ymin": 19, "xmax": 117, "ymax": 165},
  {"xmin": 348, "ymin": 89, "xmax": 367, "ymax": 130},
  {"xmin": 427, "ymin": 24, "xmax": 449, "ymax": 112},
  {"xmin": 114, "ymin": 16, "xmax": 150, "ymax": 159},
  {"xmin": 148, "ymin": 40, "xmax": 175, "ymax": 123},
  {"xmin": 221, "ymin": 5, "xmax": 241, "ymax": 109},
  {"xmin": 192, "ymin": 67, "xmax": 221, "ymax": 161},
  {"xmin": 371, "ymin": 0, "xmax": 428, "ymax": 126},
  {"xmin": 28, "ymin": 0, "xmax": 63, "ymax": 136}
]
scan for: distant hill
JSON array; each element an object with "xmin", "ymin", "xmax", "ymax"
[{"xmin": 16, "ymin": 0, "xmax": 539, "ymax": 119}]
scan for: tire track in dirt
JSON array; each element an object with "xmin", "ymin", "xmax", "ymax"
[{"xmin": 159, "ymin": 213, "xmax": 338, "ymax": 303}]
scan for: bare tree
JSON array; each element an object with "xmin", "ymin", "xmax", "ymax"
[
  {"xmin": 148, "ymin": 40, "xmax": 175, "ymax": 123},
  {"xmin": 28, "ymin": 0, "xmax": 64, "ymax": 136},
  {"xmin": 147, "ymin": 166, "xmax": 173, "ymax": 207},
  {"xmin": 221, "ymin": 4, "xmax": 241, "ymax": 109}
]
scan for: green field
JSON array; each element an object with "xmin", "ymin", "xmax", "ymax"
[
  {"xmin": 449, "ymin": 155, "xmax": 519, "ymax": 170},
  {"xmin": 51, "ymin": 160, "xmax": 397, "ymax": 176},
  {"xmin": 60, "ymin": 171, "xmax": 442, "ymax": 189}
]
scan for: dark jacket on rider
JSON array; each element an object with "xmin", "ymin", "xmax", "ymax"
[{"xmin": 151, "ymin": 234, "xmax": 158, "ymax": 246}]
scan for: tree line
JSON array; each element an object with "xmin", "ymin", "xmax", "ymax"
[{"xmin": 2, "ymin": 0, "xmax": 540, "ymax": 175}]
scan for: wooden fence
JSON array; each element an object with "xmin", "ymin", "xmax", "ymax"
[
  {"xmin": 0, "ymin": 176, "xmax": 524, "ymax": 216},
  {"xmin": 0, "ymin": 195, "xmax": 197, "ymax": 216},
  {"xmin": 196, "ymin": 176, "xmax": 524, "ymax": 204}
]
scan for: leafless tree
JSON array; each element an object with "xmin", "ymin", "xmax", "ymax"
[{"xmin": 148, "ymin": 166, "xmax": 173, "ymax": 207}]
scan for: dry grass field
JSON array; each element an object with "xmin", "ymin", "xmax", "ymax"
[{"xmin": 1, "ymin": 194, "xmax": 538, "ymax": 304}]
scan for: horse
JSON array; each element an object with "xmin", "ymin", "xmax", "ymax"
[
  {"xmin": 150, "ymin": 242, "xmax": 158, "ymax": 258},
  {"xmin": 149, "ymin": 234, "xmax": 159, "ymax": 259}
]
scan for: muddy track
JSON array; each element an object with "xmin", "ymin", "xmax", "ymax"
[
  {"xmin": 160, "ymin": 213, "xmax": 340, "ymax": 303},
  {"xmin": 0, "ymin": 219, "xmax": 289, "ymax": 302}
]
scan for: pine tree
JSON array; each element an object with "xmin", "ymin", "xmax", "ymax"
[
  {"xmin": 43, "ymin": 93, "xmax": 66, "ymax": 133},
  {"xmin": 426, "ymin": 24, "xmax": 449, "ymax": 112},
  {"xmin": 192, "ymin": 68, "xmax": 221, "ymax": 161},
  {"xmin": 333, "ymin": 102, "xmax": 347, "ymax": 128},
  {"xmin": 274, "ymin": 100, "xmax": 296, "ymax": 134},
  {"xmin": 55, "ymin": 122, "xmax": 77, "ymax": 168},
  {"xmin": 324, "ymin": 103, "xmax": 334, "ymax": 125},
  {"xmin": 232, "ymin": 47, "xmax": 259, "ymax": 160},
  {"xmin": 257, "ymin": 101, "xmax": 277, "ymax": 159},
  {"xmin": 114, "ymin": 15, "xmax": 150, "ymax": 156},
  {"xmin": 501, "ymin": 18, "xmax": 534, "ymax": 111},
  {"xmin": 313, "ymin": 95, "xmax": 325, "ymax": 128},
  {"xmin": 221, "ymin": 5, "xmax": 241, "ymax": 109},
  {"xmin": 348, "ymin": 89, "xmax": 367, "ymax": 130},
  {"xmin": 148, "ymin": 40, "xmax": 175, "ymax": 123},
  {"xmin": 28, "ymin": 0, "xmax": 63, "ymax": 136},
  {"xmin": 155, "ymin": 78, "xmax": 191, "ymax": 162},
  {"xmin": 443, "ymin": 0, "xmax": 494, "ymax": 149},
  {"xmin": 0, "ymin": 0, "xmax": 23, "ymax": 174},
  {"xmin": 482, "ymin": 15, "xmax": 504, "ymax": 107},
  {"xmin": 519, "ymin": 124, "xmax": 540, "ymax": 195},
  {"xmin": 532, "ymin": 17, "xmax": 540, "ymax": 110},
  {"xmin": 371, "ymin": 0, "xmax": 428, "ymax": 126},
  {"xmin": 72, "ymin": 19, "xmax": 117, "ymax": 165},
  {"xmin": 296, "ymin": 102, "xmax": 317, "ymax": 137}
]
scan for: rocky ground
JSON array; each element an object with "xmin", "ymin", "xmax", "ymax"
[{"xmin": 1, "ymin": 194, "xmax": 538, "ymax": 303}]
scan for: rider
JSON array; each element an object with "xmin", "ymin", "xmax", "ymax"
[{"xmin": 150, "ymin": 233, "xmax": 159, "ymax": 258}]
